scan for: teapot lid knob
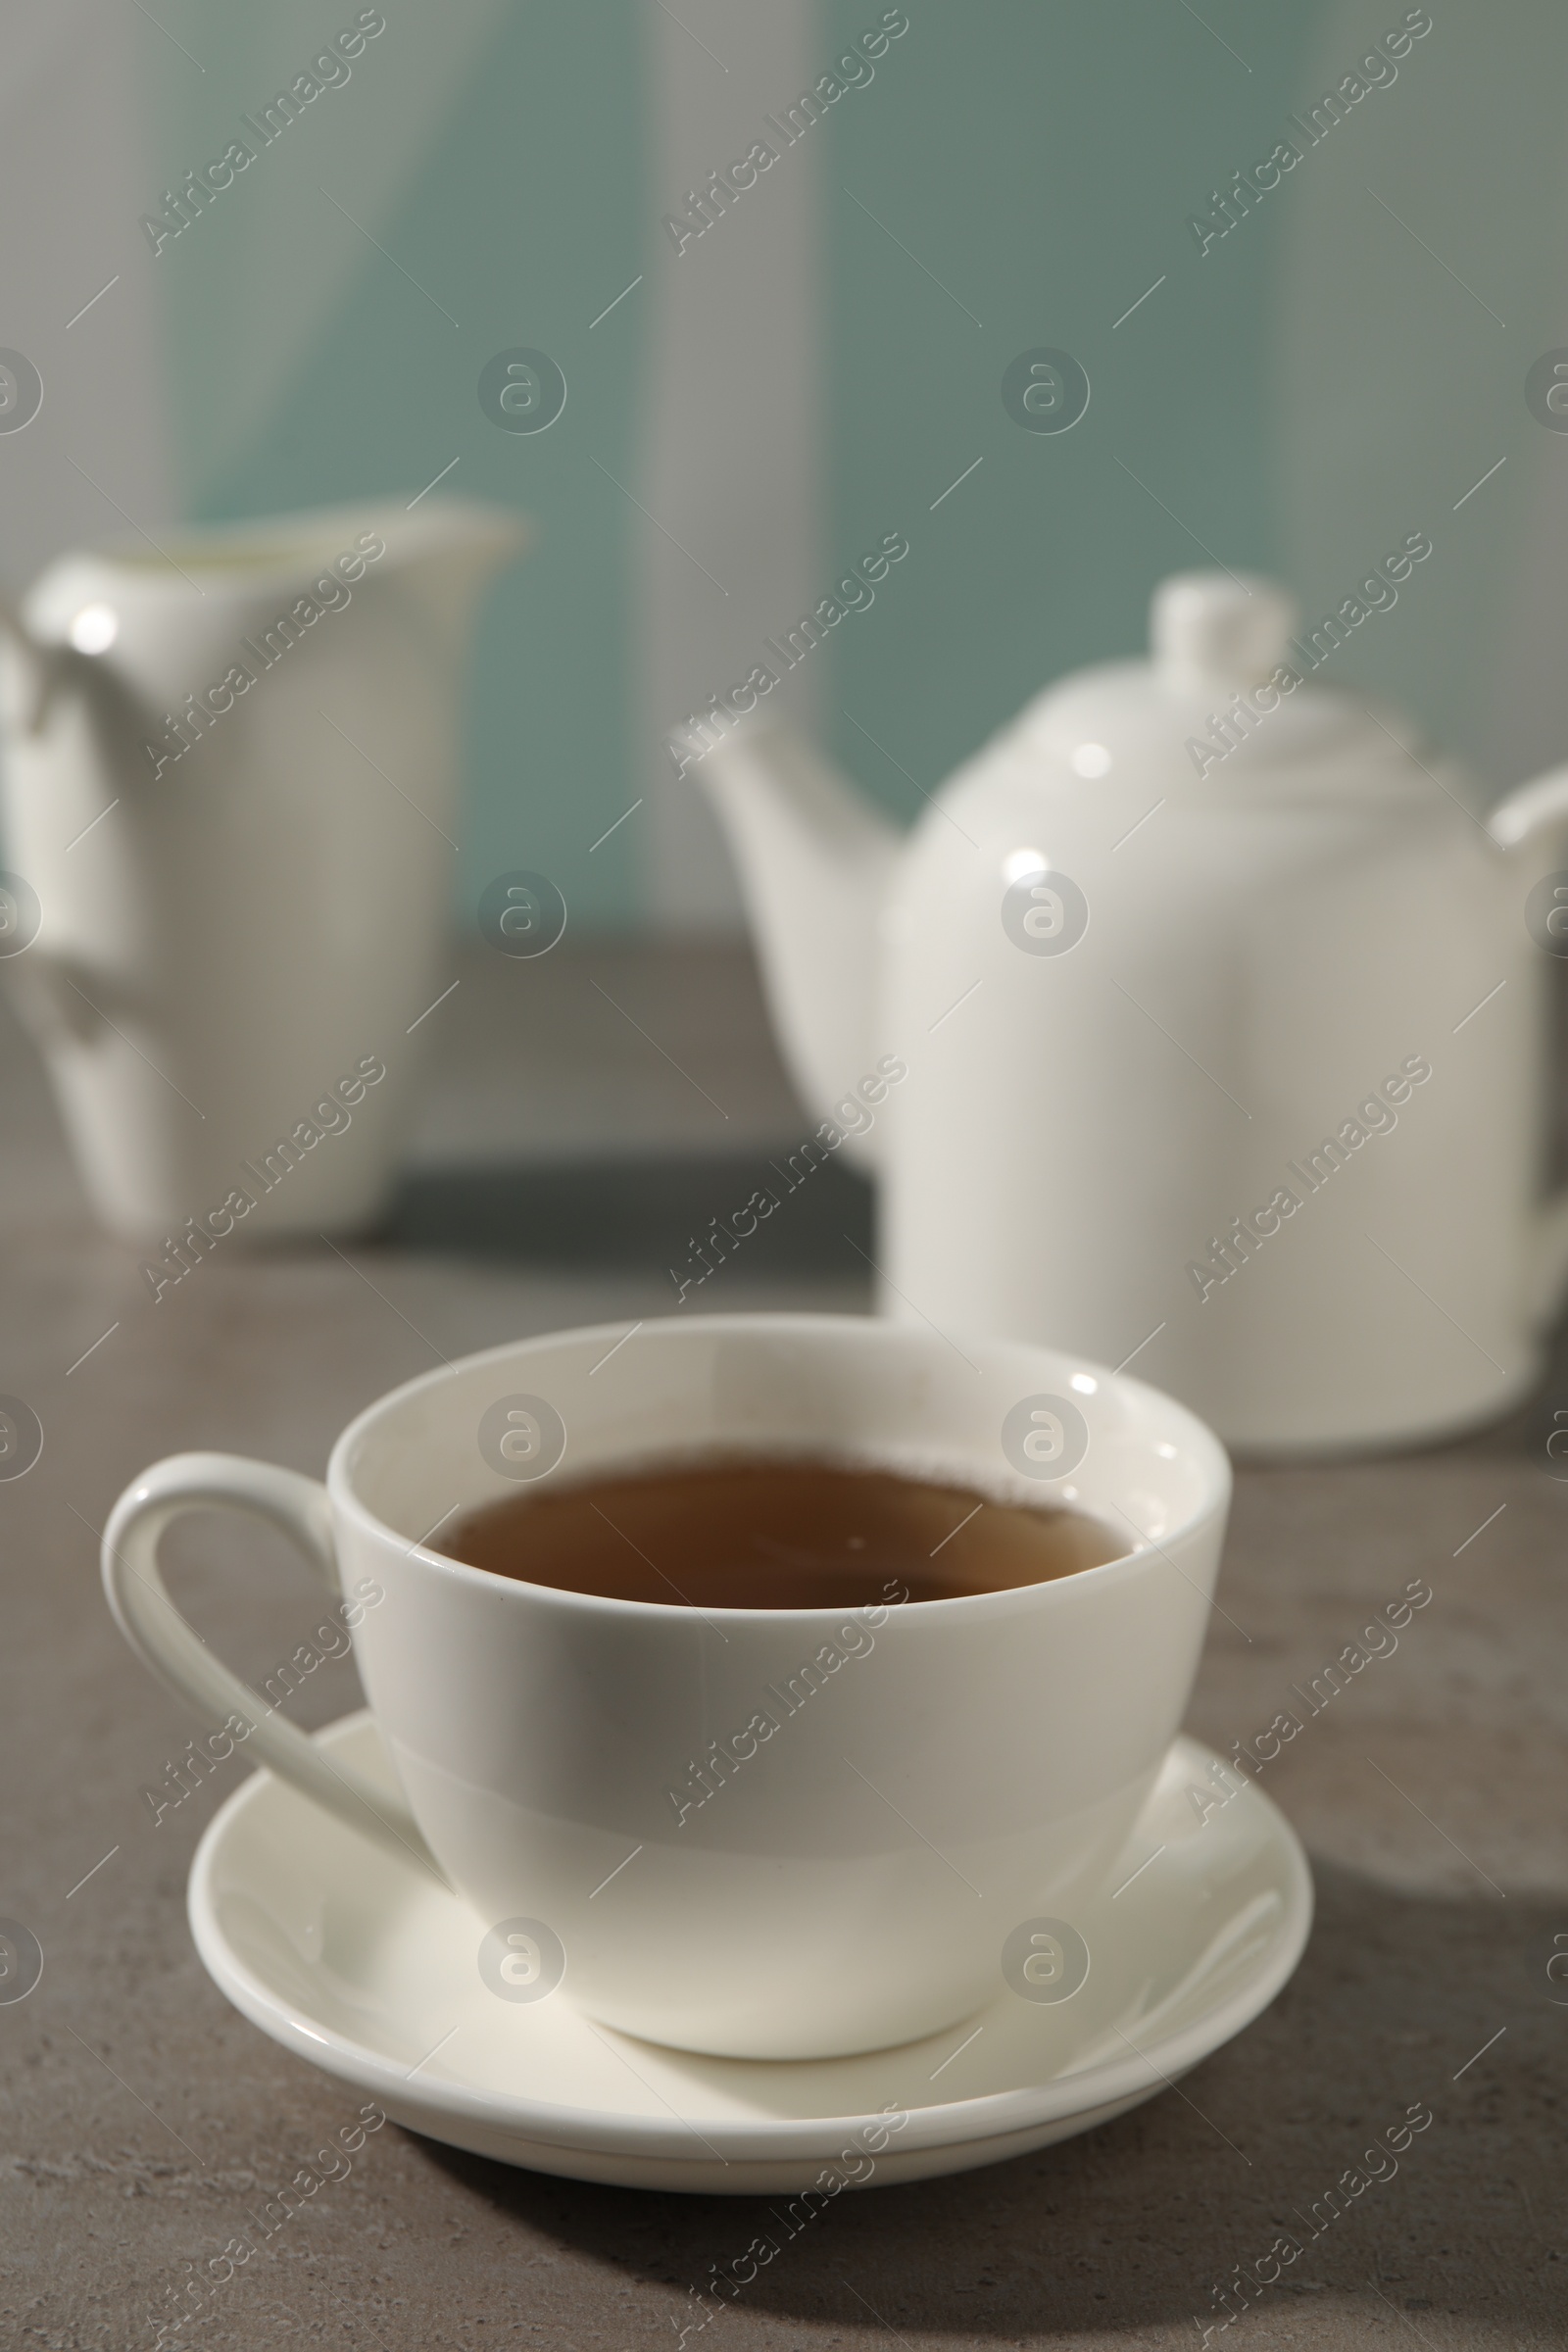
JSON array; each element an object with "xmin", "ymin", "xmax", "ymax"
[{"xmin": 1152, "ymin": 570, "xmax": 1298, "ymax": 693}]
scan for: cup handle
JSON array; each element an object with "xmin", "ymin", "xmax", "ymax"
[{"xmin": 103, "ymin": 1451, "xmax": 443, "ymax": 1881}]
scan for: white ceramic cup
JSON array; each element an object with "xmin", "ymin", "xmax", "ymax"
[{"xmin": 102, "ymin": 1313, "xmax": 1231, "ymax": 2061}]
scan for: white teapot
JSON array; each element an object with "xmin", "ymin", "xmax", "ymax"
[{"xmin": 692, "ymin": 571, "xmax": 1568, "ymax": 1452}]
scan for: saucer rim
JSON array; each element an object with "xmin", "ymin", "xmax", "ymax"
[{"xmin": 188, "ymin": 1715, "xmax": 1312, "ymax": 2165}]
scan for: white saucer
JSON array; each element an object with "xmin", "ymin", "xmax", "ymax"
[{"xmin": 189, "ymin": 1713, "xmax": 1311, "ymax": 2194}]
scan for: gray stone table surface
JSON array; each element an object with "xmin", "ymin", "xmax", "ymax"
[{"xmin": 2, "ymin": 942, "xmax": 1565, "ymax": 2352}]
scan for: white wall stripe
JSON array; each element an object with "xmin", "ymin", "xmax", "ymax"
[
  {"xmin": 0, "ymin": 1, "xmax": 175, "ymax": 587},
  {"xmin": 638, "ymin": 0, "xmax": 824, "ymax": 932}
]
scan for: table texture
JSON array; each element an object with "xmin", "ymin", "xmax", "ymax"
[{"xmin": 1, "ymin": 942, "xmax": 1563, "ymax": 2352}]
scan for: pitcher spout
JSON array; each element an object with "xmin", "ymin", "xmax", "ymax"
[
  {"xmin": 688, "ymin": 717, "xmax": 899, "ymax": 1163},
  {"xmin": 371, "ymin": 496, "xmax": 528, "ymax": 662}
]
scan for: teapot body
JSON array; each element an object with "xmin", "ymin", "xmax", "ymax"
[{"xmin": 879, "ymin": 736, "xmax": 1540, "ymax": 1451}]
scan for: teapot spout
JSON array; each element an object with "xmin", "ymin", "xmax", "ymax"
[
  {"xmin": 688, "ymin": 717, "xmax": 899, "ymax": 1163},
  {"xmin": 1487, "ymin": 762, "xmax": 1568, "ymax": 854},
  {"xmin": 1489, "ymin": 761, "xmax": 1568, "ymax": 1324}
]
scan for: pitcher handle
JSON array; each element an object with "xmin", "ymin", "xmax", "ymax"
[{"xmin": 103, "ymin": 1452, "xmax": 442, "ymax": 1879}]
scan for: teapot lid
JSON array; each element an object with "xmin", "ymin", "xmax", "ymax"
[{"xmin": 1015, "ymin": 570, "xmax": 1424, "ymax": 781}]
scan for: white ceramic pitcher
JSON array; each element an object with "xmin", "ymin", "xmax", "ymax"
[
  {"xmin": 0, "ymin": 499, "xmax": 522, "ymax": 1243},
  {"xmin": 691, "ymin": 570, "xmax": 1568, "ymax": 1453}
]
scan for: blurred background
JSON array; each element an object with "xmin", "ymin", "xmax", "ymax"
[{"xmin": 8, "ymin": 0, "xmax": 1566, "ymax": 939}]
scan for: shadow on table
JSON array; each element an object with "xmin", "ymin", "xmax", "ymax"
[
  {"xmin": 383, "ymin": 1153, "xmax": 874, "ymax": 1281},
  {"xmin": 414, "ymin": 1859, "xmax": 1562, "ymax": 2338}
]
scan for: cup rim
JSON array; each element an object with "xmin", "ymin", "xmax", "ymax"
[{"xmin": 325, "ymin": 1311, "xmax": 1232, "ymax": 1619}]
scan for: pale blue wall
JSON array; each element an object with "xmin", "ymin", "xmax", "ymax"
[
  {"xmin": 150, "ymin": 0, "xmax": 1563, "ymax": 920},
  {"xmin": 165, "ymin": 1, "xmax": 646, "ymax": 932},
  {"xmin": 825, "ymin": 0, "xmax": 1324, "ymax": 814}
]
